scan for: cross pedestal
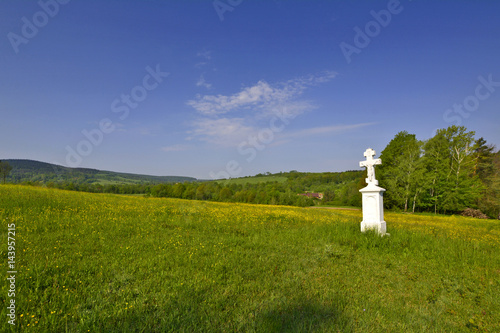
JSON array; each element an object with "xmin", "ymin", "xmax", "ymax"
[
  {"xmin": 360, "ymin": 183, "xmax": 386, "ymax": 234},
  {"xmin": 359, "ymin": 148, "xmax": 387, "ymax": 235}
]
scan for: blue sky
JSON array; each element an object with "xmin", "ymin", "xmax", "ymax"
[{"xmin": 1, "ymin": 0, "xmax": 499, "ymax": 179}]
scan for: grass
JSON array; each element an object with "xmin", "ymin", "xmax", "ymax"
[
  {"xmin": 312, "ymin": 205, "xmax": 361, "ymax": 210},
  {"xmin": 0, "ymin": 185, "xmax": 499, "ymax": 332}
]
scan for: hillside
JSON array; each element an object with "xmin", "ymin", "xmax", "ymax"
[{"xmin": 2, "ymin": 159, "xmax": 196, "ymax": 185}]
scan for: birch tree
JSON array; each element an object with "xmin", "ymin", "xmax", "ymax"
[
  {"xmin": 379, "ymin": 131, "xmax": 423, "ymax": 212},
  {"xmin": 442, "ymin": 126, "xmax": 482, "ymax": 212},
  {"xmin": 422, "ymin": 126, "xmax": 482, "ymax": 214}
]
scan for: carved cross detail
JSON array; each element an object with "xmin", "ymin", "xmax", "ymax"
[{"xmin": 359, "ymin": 148, "xmax": 382, "ymax": 185}]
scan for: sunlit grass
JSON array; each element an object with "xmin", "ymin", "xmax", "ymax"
[
  {"xmin": 1, "ymin": 185, "xmax": 499, "ymax": 332},
  {"xmin": 336, "ymin": 209, "xmax": 500, "ymax": 246}
]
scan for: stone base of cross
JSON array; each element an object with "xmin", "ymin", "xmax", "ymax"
[
  {"xmin": 360, "ymin": 184, "xmax": 387, "ymax": 235},
  {"xmin": 359, "ymin": 148, "xmax": 387, "ymax": 235}
]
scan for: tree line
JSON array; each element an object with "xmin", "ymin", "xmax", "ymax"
[
  {"xmin": 148, "ymin": 171, "xmax": 364, "ymax": 207},
  {"xmin": 378, "ymin": 125, "xmax": 499, "ymax": 218}
]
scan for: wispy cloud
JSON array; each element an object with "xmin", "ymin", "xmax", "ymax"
[
  {"xmin": 262, "ymin": 123, "xmax": 377, "ymax": 149},
  {"xmin": 187, "ymin": 71, "xmax": 336, "ymax": 116},
  {"xmin": 195, "ymin": 61, "xmax": 208, "ymax": 68},
  {"xmin": 195, "ymin": 50, "xmax": 214, "ymax": 87},
  {"xmin": 135, "ymin": 127, "xmax": 154, "ymax": 136},
  {"xmin": 197, "ymin": 50, "xmax": 212, "ymax": 60},
  {"xmin": 195, "ymin": 50, "xmax": 212, "ymax": 68},
  {"xmin": 187, "ymin": 118, "xmax": 255, "ymax": 146},
  {"xmin": 284, "ymin": 123, "xmax": 377, "ymax": 139},
  {"xmin": 186, "ymin": 71, "xmax": 339, "ymax": 147},
  {"xmin": 196, "ymin": 74, "xmax": 212, "ymax": 89},
  {"xmin": 161, "ymin": 144, "xmax": 191, "ymax": 152}
]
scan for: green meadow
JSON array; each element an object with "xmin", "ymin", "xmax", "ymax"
[{"xmin": 1, "ymin": 185, "xmax": 499, "ymax": 332}]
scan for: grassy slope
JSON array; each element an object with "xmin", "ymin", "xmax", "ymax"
[{"xmin": 0, "ymin": 185, "xmax": 499, "ymax": 332}]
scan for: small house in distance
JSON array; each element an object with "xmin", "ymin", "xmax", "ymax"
[{"xmin": 298, "ymin": 192, "xmax": 323, "ymax": 200}]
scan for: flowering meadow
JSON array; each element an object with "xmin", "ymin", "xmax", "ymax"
[{"xmin": 1, "ymin": 185, "xmax": 499, "ymax": 332}]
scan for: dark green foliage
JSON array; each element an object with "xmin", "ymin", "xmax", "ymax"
[
  {"xmin": 0, "ymin": 160, "xmax": 13, "ymax": 183},
  {"xmin": 473, "ymin": 139, "xmax": 500, "ymax": 218}
]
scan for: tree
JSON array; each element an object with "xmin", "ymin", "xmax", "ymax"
[
  {"xmin": 219, "ymin": 187, "xmax": 233, "ymax": 201},
  {"xmin": 472, "ymin": 140, "xmax": 499, "ymax": 218},
  {"xmin": 421, "ymin": 126, "xmax": 482, "ymax": 214},
  {"xmin": 421, "ymin": 130, "xmax": 450, "ymax": 213},
  {"xmin": 487, "ymin": 152, "xmax": 500, "ymax": 219},
  {"xmin": 171, "ymin": 183, "xmax": 186, "ymax": 198},
  {"xmin": 473, "ymin": 137, "xmax": 496, "ymax": 182},
  {"xmin": 442, "ymin": 126, "xmax": 482, "ymax": 213},
  {"xmin": 322, "ymin": 190, "xmax": 335, "ymax": 203},
  {"xmin": 378, "ymin": 131, "xmax": 423, "ymax": 212},
  {"xmin": 0, "ymin": 161, "xmax": 13, "ymax": 184}
]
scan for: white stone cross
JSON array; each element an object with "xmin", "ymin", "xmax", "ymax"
[{"xmin": 359, "ymin": 148, "xmax": 382, "ymax": 185}]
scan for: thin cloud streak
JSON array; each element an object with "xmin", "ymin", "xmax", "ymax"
[
  {"xmin": 187, "ymin": 117, "xmax": 255, "ymax": 147},
  {"xmin": 161, "ymin": 144, "xmax": 191, "ymax": 152},
  {"xmin": 284, "ymin": 122, "xmax": 377, "ymax": 139},
  {"xmin": 196, "ymin": 74, "xmax": 212, "ymax": 89}
]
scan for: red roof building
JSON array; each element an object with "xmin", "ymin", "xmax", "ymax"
[{"xmin": 298, "ymin": 192, "xmax": 324, "ymax": 200}]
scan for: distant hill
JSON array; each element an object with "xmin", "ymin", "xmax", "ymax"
[{"xmin": 2, "ymin": 159, "xmax": 197, "ymax": 185}]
